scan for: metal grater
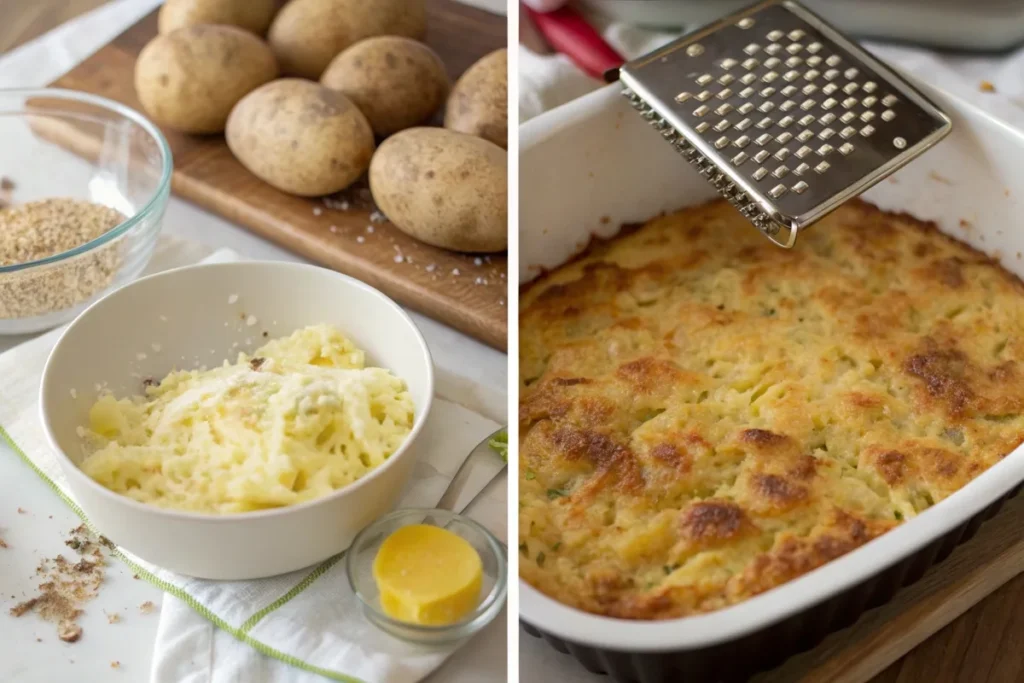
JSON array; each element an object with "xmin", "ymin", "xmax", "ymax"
[{"xmin": 616, "ymin": 0, "xmax": 952, "ymax": 247}]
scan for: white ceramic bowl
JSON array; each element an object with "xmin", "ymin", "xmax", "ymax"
[{"xmin": 39, "ymin": 261, "xmax": 434, "ymax": 580}]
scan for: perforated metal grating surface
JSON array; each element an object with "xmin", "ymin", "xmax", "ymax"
[{"xmin": 618, "ymin": 0, "xmax": 951, "ymax": 247}]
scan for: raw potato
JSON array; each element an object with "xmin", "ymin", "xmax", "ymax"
[
  {"xmin": 268, "ymin": 0, "xmax": 427, "ymax": 80},
  {"xmin": 158, "ymin": 0, "xmax": 278, "ymax": 36},
  {"xmin": 444, "ymin": 49, "xmax": 507, "ymax": 149},
  {"xmin": 369, "ymin": 128, "xmax": 506, "ymax": 253},
  {"xmin": 134, "ymin": 25, "xmax": 277, "ymax": 134},
  {"xmin": 226, "ymin": 79, "xmax": 375, "ymax": 196},
  {"xmin": 321, "ymin": 37, "xmax": 449, "ymax": 137}
]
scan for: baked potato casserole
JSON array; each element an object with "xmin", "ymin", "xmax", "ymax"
[{"xmin": 519, "ymin": 199, "xmax": 1024, "ymax": 619}]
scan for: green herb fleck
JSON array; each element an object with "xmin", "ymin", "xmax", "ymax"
[
  {"xmin": 663, "ymin": 565, "xmax": 676, "ymax": 575},
  {"xmin": 894, "ymin": 510, "xmax": 904, "ymax": 521},
  {"xmin": 519, "ymin": 543, "xmax": 529, "ymax": 555},
  {"xmin": 536, "ymin": 552, "xmax": 546, "ymax": 567},
  {"xmin": 646, "ymin": 581, "xmax": 655, "ymax": 589},
  {"xmin": 552, "ymin": 542, "xmax": 562, "ymax": 551},
  {"xmin": 525, "ymin": 469, "xmax": 536, "ymax": 480},
  {"xmin": 547, "ymin": 488, "xmax": 569, "ymax": 500},
  {"xmin": 489, "ymin": 430, "xmax": 508, "ymax": 462}
]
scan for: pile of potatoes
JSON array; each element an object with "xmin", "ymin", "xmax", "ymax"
[{"xmin": 135, "ymin": 0, "xmax": 507, "ymax": 253}]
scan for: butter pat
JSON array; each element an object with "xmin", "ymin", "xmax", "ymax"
[{"xmin": 373, "ymin": 524, "xmax": 483, "ymax": 626}]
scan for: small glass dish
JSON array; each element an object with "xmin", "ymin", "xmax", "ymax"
[
  {"xmin": 346, "ymin": 508, "xmax": 507, "ymax": 645},
  {"xmin": 0, "ymin": 88, "xmax": 171, "ymax": 335}
]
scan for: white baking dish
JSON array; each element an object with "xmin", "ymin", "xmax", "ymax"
[{"xmin": 519, "ymin": 81, "xmax": 1024, "ymax": 676}]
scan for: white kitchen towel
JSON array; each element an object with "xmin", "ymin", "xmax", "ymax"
[
  {"xmin": 518, "ymin": 13, "xmax": 1024, "ymax": 129},
  {"xmin": 0, "ymin": 235, "xmax": 505, "ymax": 683}
]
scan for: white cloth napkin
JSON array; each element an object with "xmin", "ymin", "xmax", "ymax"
[
  {"xmin": 0, "ymin": 236, "xmax": 504, "ymax": 683},
  {"xmin": 518, "ymin": 13, "xmax": 1024, "ymax": 129}
]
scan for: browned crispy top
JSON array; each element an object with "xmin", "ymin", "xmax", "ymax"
[{"xmin": 518, "ymin": 199, "xmax": 1024, "ymax": 620}]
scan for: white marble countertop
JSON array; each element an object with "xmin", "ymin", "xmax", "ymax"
[{"xmin": 0, "ymin": 1, "xmax": 507, "ymax": 681}]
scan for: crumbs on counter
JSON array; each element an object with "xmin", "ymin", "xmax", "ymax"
[
  {"xmin": 139, "ymin": 601, "xmax": 155, "ymax": 615},
  {"xmin": 111, "ymin": 661, "xmax": 120, "ymax": 669},
  {"xmin": 9, "ymin": 524, "xmax": 108, "ymax": 644},
  {"xmin": 17, "ymin": 507, "xmax": 26, "ymax": 514},
  {"xmin": 980, "ymin": 80, "xmax": 996, "ymax": 92},
  {"xmin": 105, "ymin": 611, "xmax": 121, "ymax": 624},
  {"xmin": 0, "ymin": 537, "xmax": 7, "ymax": 549}
]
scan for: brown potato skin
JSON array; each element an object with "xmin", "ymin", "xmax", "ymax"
[
  {"xmin": 369, "ymin": 128, "xmax": 507, "ymax": 253},
  {"xmin": 444, "ymin": 48, "xmax": 507, "ymax": 149},
  {"xmin": 134, "ymin": 25, "xmax": 278, "ymax": 134},
  {"xmin": 267, "ymin": 0, "xmax": 427, "ymax": 80},
  {"xmin": 226, "ymin": 79, "xmax": 375, "ymax": 197},
  {"xmin": 321, "ymin": 37, "xmax": 449, "ymax": 137},
  {"xmin": 157, "ymin": 0, "xmax": 278, "ymax": 36}
]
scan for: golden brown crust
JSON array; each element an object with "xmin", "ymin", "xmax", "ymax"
[{"xmin": 519, "ymin": 199, "xmax": 1024, "ymax": 620}]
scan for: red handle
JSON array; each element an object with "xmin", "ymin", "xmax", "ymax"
[{"xmin": 524, "ymin": 5, "xmax": 624, "ymax": 79}]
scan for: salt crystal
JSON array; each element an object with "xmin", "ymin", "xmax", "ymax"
[
  {"xmin": 246, "ymin": 315, "xmax": 257, "ymax": 326},
  {"xmin": 474, "ymin": 257, "xmax": 483, "ymax": 266},
  {"xmin": 393, "ymin": 254, "xmax": 404, "ymax": 263},
  {"xmin": 312, "ymin": 207, "xmax": 323, "ymax": 216},
  {"xmin": 329, "ymin": 225, "xmax": 338, "ymax": 233},
  {"xmin": 366, "ymin": 225, "xmax": 374, "ymax": 233},
  {"xmin": 425, "ymin": 263, "xmax": 436, "ymax": 272},
  {"xmin": 452, "ymin": 268, "xmax": 460, "ymax": 276},
  {"xmin": 228, "ymin": 294, "xmax": 238, "ymax": 304},
  {"xmin": 370, "ymin": 211, "xmax": 386, "ymax": 223},
  {"xmin": 356, "ymin": 236, "xmax": 365, "ymax": 243},
  {"xmin": 69, "ymin": 388, "xmax": 77, "ymax": 399},
  {"xmin": 499, "ymin": 299, "xmax": 506, "ymax": 306}
]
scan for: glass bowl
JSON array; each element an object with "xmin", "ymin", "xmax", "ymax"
[
  {"xmin": 0, "ymin": 88, "xmax": 171, "ymax": 335},
  {"xmin": 346, "ymin": 508, "xmax": 508, "ymax": 644}
]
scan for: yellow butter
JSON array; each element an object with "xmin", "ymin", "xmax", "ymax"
[{"xmin": 372, "ymin": 524, "xmax": 483, "ymax": 626}]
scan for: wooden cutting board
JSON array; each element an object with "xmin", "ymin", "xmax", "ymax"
[
  {"xmin": 45, "ymin": 3, "xmax": 508, "ymax": 350},
  {"xmin": 755, "ymin": 492, "xmax": 1024, "ymax": 683}
]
